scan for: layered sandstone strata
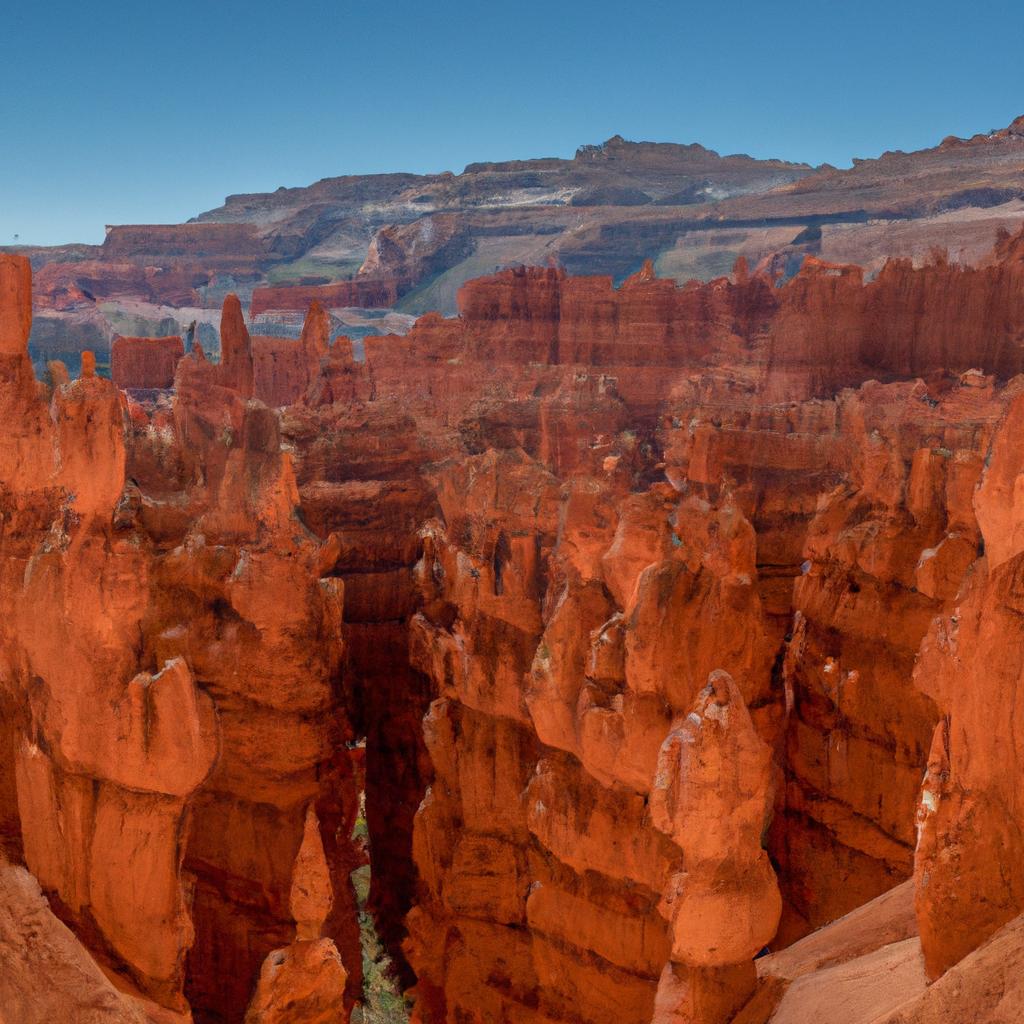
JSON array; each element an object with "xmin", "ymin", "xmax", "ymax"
[{"xmin": 250, "ymin": 279, "xmax": 400, "ymax": 315}]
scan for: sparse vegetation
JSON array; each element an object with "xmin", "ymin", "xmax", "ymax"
[
  {"xmin": 265, "ymin": 258, "xmax": 364, "ymax": 285},
  {"xmin": 350, "ymin": 803, "xmax": 410, "ymax": 1024}
]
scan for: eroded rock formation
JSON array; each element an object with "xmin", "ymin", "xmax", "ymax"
[
  {"xmin": 111, "ymin": 334, "xmax": 185, "ymax": 389},
  {"xmin": 4, "ymin": 225, "xmax": 1024, "ymax": 1024},
  {"xmin": 0, "ymin": 253, "xmax": 360, "ymax": 1023}
]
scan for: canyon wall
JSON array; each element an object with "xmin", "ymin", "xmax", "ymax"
[
  {"xmin": 19, "ymin": 116, "xmax": 1024, "ymax": 392},
  {"xmin": 111, "ymin": 334, "xmax": 185, "ymax": 389},
  {"xmin": 3, "ymin": 232, "xmax": 1024, "ymax": 1023}
]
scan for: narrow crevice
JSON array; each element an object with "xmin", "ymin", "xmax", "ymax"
[{"xmin": 350, "ymin": 784, "xmax": 412, "ymax": 1023}]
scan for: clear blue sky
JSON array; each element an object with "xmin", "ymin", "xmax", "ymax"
[{"xmin": 3, "ymin": 0, "xmax": 1023, "ymax": 246}]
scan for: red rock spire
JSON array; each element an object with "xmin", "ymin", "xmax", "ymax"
[{"xmin": 219, "ymin": 293, "xmax": 255, "ymax": 397}]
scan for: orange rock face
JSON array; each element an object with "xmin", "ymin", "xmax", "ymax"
[
  {"xmin": 111, "ymin": 335, "xmax": 185, "ymax": 389},
  {"xmin": 909, "ymin": 390, "xmax": 1024, "ymax": 981},
  {"xmin": 5, "ymin": 225, "xmax": 1024, "ymax": 1024},
  {"xmin": 0, "ymin": 255, "xmax": 360, "ymax": 1023}
]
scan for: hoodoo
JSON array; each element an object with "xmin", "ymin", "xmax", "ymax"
[{"xmin": 3, "ymin": 220, "xmax": 1024, "ymax": 1024}]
